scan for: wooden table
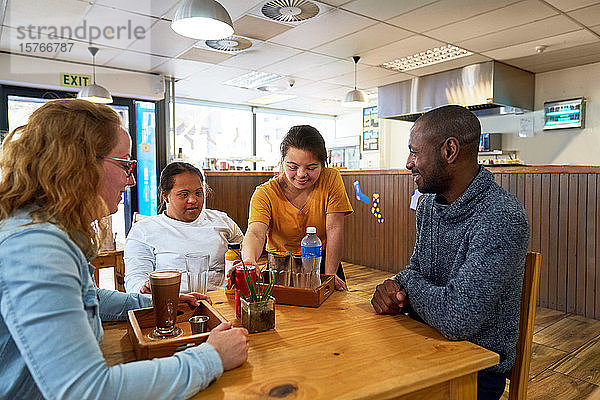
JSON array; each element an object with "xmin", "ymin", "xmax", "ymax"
[
  {"xmin": 101, "ymin": 291, "xmax": 499, "ymax": 399},
  {"xmin": 91, "ymin": 249, "xmax": 125, "ymax": 292}
]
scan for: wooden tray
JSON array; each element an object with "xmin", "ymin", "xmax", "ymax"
[
  {"xmin": 268, "ymin": 274, "xmax": 334, "ymax": 308},
  {"xmin": 127, "ymin": 300, "xmax": 227, "ymax": 360}
]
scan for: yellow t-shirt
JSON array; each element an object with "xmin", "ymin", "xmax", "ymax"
[{"xmin": 248, "ymin": 168, "xmax": 353, "ymax": 254}]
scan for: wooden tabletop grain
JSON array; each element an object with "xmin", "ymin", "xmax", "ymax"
[{"xmin": 101, "ymin": 291, "xmax": 498, "ymax": 399}]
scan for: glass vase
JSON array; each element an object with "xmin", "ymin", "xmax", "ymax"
[{"xmin": 240, "ymin": 296, "xmax": 275, "ymax": 333}]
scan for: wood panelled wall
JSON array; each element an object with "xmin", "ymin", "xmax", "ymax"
[{"xmin": 205, "ymin": 167, "xmax": 600, "ymax": 320}]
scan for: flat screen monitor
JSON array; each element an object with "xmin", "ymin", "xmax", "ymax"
[{"xmin": 543, "ymin": 98, "xmax": 585, "ymax": 130}]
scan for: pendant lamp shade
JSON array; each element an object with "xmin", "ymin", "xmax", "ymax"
[
  {"xmin": 77, "ymin": 46, "xmax": 113, "ymax": 104},
  {"xmin": 343, "ymin": 56, "xmax": 369, "ymax": 108},
  {"xmin": 171, "ymin": 0, "xmax": 234, "ymax": 40}
]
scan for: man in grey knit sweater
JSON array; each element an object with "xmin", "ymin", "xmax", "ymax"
[{"xmin": 371, "ymin": 105, "xmax": 529, "ymax": 400}]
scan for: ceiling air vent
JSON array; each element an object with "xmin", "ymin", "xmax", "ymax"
[
  {"xmin": 205, "ymin": 36, "xmax": 253, "ymax": 52},
  {"xmin": 261, "ymin": 0, "xmax": 319, "ymax": 23}
]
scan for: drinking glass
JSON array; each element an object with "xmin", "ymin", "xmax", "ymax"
[
  {"xmin": 185, "ymin": 253, "xmax": 210, "ymax": 295},
  {"xmin": 149, "ymin": 270, "xmax": 182, "ymax": 338},
  {"xmin": 267, "ymin": 252, "xmax": 291, "ymax": 287}
]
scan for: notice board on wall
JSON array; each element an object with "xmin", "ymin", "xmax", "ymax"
[{"xmin": 363, "ymin": 106, "xmax": 379, "ymax": 151}]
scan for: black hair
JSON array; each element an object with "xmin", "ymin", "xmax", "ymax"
[
  {"xmin": 157, "ymin": 162, "xmax": 204, "ymax": 214},
  {"xmin": 280, "ymin": 125, "xmax": 328, "ymax": 167},
  {"xmin": 414, "ymin": 104, "xmax": 481, "ymax": 156}
]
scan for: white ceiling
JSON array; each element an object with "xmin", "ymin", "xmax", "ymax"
[{"xmin": 1, "ymin": 0, "xmax": 600, "ymax": 116}]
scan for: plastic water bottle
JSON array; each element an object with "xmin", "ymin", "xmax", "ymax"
[{"xmin": 301, "ymin": 227, "xmax": 322, "ymax": 289}]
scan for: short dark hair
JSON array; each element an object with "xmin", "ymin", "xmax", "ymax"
[
  {"xmin": 280, "ymin": 125, "xmax": 328, "ymax": 166},
  {"xmin": 414, "ymin": 105, "xmax": 481, "ymax": 156},
  {"xmin": 157, "ymin": 162, "xmax": 204, "ymax": 213}
]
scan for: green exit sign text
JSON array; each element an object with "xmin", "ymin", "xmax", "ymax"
[{"xmin": 60, "ymin": 73, "xmax": 91, "ymax": 88}]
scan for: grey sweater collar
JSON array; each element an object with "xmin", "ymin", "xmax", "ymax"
[{"xmin": 433, "ymin": 166, "xmax": 493, "ymax": 221}]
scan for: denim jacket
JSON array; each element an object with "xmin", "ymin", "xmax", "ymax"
[{"xmin": 0, "ymin": 209, "xmax": 223, "ymax": 399}]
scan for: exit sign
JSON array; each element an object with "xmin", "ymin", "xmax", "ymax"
[{"xmin": 60, "ymin": 73, "xmax": 91, "ymax": 88}]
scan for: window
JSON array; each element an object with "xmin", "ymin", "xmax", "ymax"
[
  {"xmin": 255, "ymin": 111, "xmax": 335, "ymax": 170},
  {"xmin": 173, "ymin": 100, "xmax": 253, "ymax": 166}
]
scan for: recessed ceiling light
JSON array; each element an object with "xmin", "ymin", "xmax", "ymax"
[
  {"xmin": 224, "ymin": 71, "xmax": 282, "ymax": 89},
  {"xmin": 247, "ymin": 94, "xmax": 297, "ymax": 105},
  {"xmin": 380, "ymin": 45, "xmax": 472, "ymax": 72}
]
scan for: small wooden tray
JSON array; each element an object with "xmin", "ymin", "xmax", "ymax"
[
  {"xmin": 268, "ymin": 274, "xmax": 334, "ymax": 308},
  {"xmin": 127, "ymin": 300, "xmax": 227, "ymax": 360}
]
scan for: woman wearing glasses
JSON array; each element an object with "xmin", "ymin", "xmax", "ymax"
[
  {"xmin": 124, "ymin": 161, "xmax": 244, "ymax": 294},
  {"xmin": 0, "ymin": 99, "xmax": 248, "ymax": 399}
]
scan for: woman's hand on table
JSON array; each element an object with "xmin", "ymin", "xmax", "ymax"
[
  {"xmin": 334, "ymin": 275, "xmax": 348, "ymax": 291},
  {"xmin": 207, "ymin": 322, "xmax": 249, "ymax": 371},
  {"xmin": 139, "ymin": 279, "xmax": 212, "ymax": 306},
  {"xmin": 371, "ymin": 279, "xmax": 407, "ymax": 314},
  {"xmin": 179, "ymin": 292, "xmax": 212, "ymax": 306}
]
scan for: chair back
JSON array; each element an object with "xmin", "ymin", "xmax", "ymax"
[{"xmin": 509, "ymin": 251, "xmax": 542, "ymax": 399}]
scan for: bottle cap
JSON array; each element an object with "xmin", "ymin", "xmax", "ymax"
[
  {"xmin": 228, "ymin": 242, "xmax": 241, "ymax": 249},
  {"xmin": 306, "ymin": 227, "xmax": 316, "ymax": 234}
]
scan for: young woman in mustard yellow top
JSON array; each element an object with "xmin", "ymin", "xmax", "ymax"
[{"xmin": 241, "ymin": 125, "xmax": 353, "ymax": 290}]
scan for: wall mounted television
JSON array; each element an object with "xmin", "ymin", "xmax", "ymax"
[{"xmin": 543, "ymin": 98, "xmax": 585, "ymax": 130}]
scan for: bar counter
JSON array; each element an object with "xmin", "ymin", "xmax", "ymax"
[{"xmin": 205, "ymin": 166, "xmax": 600, "ymax": 320}]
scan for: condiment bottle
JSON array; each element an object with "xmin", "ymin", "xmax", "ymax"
[{"xmin": 224, "ymin": 243, "xmax": 241, "ymax": 296}]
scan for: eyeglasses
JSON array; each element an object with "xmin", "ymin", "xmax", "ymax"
[{"xmin": 103, "ymin": 156, "xmax": 137, "ymax": 177}]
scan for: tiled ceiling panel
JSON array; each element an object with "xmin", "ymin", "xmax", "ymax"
[
  {"xmin": 105, "ymin": 50, "xmax": 170, "ymax": 71},
  {"xmin": 93, "ymin": 0, "xmax": 179, "ymax": 18},
  {"xmin": 219, "ymin": 42, "xmax": 302, "ymax": 70},
  {"xmin": 269, "ymin": 9, "xmax": 375, "ymax": 50},
  {"xmin": 503, "ymin": 41, "xmax": 600, "ymax": 73},
  {"xmin": 360, "ymin": 35, "xmax": 445, "ymax": 67},
  {"xmin": 386, "ymin": 0, "xmax": 520, "ymax": 34},
  {"xmin": 263, "ymin": 52, "xmax": 339, "ymax": 76},
  {"xmin": 425, "ymin": 0, "xmax": 559, "ymax": 44},
  {"xmin": 360, "ymin": 71, "xmax": 412, "ymax": 90},
  {"xmin": 482, "ymin": 29, "xmax": 598, "ymax": 61},
  {"xmin": 152, "ymin": 58, "xmax": 214, "ymax": 80},
  {"xmin": 293, "ymin": 59, "xmax": 366, "ymax": 81},
  {"xmin": 324, "ymin": 65, "xmax": 397, "ymax": 86},
  {"xmin": 127, "ymin": 20, "xmax": 197, "ymax": 58},
  {"xmin": 3, "ymin": 0, "xmax": 88, "ymax": 29},
  {"xmin": 545, "ymin": 0, "xmax": 600, "ymax": 12},
  {"xmin": 311, "ymin": 23, "xmax": 413, "ymax": 60},
  {"xmin": 232, "ymin": 15, "xmax": 292, "ymax": 41},
  {"xmin": 567, "ymin": 3, "xmax": 600, "ymax": 25},
  {"xmin": 457, "ymin": 15, "xmax": 581, "ymax": 53},
  {"xmin": 340, "ymin": 0, "xmax": 437, "ymax": 21},
  {"xmin": 83, "ymin": 6, "xmax": 157, "ymax": 50},
  {"xmin": 178, "ymin": 47, "xmax": 235, "ymax": 64},
  {"xmin": 54, "ymin": 40, "xmax": 123, "ymax": 65}
]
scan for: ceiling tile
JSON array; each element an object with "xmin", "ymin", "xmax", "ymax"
[
  {"xmin": 545, "ymin": 0, "xmax": 600, "ymax": 12},
  {"xmin": 293, "ymin": 59, "xmax": 365, "ymax": 81},
  {"xmin": 360, "ymin": 72, "xmax": 412, "ymax": 90},
  {"xmin": 53, "ymin": 40, "xmax": 123, "ymax": 65},
  {"xmin": 458, "ymin": 15, "xmax": 581, "ymax": 53},
  {"xmin": 263, "ymin": 52, "xmax": 339, "ymax": 76},
  {"xmin": 93, "ymin": 0, "xmax": 179, "ymax": 19},
  {"xmin": 4, "ymin": 0, "xmax": 88, "ymax": 29},
  {"xmin": 152, "ymin": 58, "xmax": 214, "ymax": 79},
  {"xmin": 219, "ymin": 42, "xmax": 302, "ymax": 70},
  {"xmin": 319, "ymin": 0, "xmax": 354, "ymax": 7},
  {"xmin": 83, "ymin": 5, "xmax": 157, "ymax": 50},
  {"xmin": 502, "ymin": 41, "xmax": 600, "ymax": 73},
  {"xmin": 482, "ymin": 29, "xmax": 598, "ymax": 61},
  {"xmin": 269, "ymin": 8, "xmax": 375, "ymax": 50},
  {"xmin": 360, "ymin": 35, "xmax": 444, "ymax": 67},
  {"xmin": 187, "ymin": 64, "xmax": 252, "ymax": 83},
  {"xmin": 178, "ymin": 47, "xmax": 235, "ymax": 64},
  {"xmin": 387, "ymin": 0, "xmax": 520, "ymax": 34},
  {"xmin": 340, "ymin": 0, "xmax": 437, "ymax": 21},
  {"xmin": 127, "ymin": 20, "xmax": 197, "ymax": 58},
  {"xmin": 233, "ymin": 15, "xmax": 292, "ymax": 41},
  {"xmin": 324, "ymin": 65, "xmax": 397, "ymax": 86},
  {"xmin": 425, "ymin": 0, "xmax": 559, "ymax": 44},
  {"xmin": 291, "ymin": 80, "xmax": 348, "ymax": 98},
  {"xmin": 568, "ymin": 3, "xmax": 600, "ymax": 26},
  {"xmin": 105, "ymin": 50, "xmax": 170, "ymax": 71},
  {"xmin": 311, "ymin": 23, "xmax": 412, "ymax": 60}
]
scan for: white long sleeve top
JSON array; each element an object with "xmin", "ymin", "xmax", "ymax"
[{"xmin": 124, "ymin": 209, "xmax": 243, "ymax": 294}]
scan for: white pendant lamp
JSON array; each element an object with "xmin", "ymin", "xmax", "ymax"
[
  {"xmin": 171, "ymin": 0, "xmax": 234, "ymax": 40},
  {"xmin": 343, "ymin": 56, "xmax": 369, "ymax": 108},
  {"xmin": 77, "ymin": 46, "xmax": 113, "ymax": 104}
]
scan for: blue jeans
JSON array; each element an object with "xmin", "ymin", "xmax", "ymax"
[{"xmin": 477, "ymin": 370, "xmax": 507, "ymax": 400}]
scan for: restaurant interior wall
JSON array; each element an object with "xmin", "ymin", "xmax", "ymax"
[{"xmin": 0, "ymin": 53, "xmax": 163, "ymax": 101}]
